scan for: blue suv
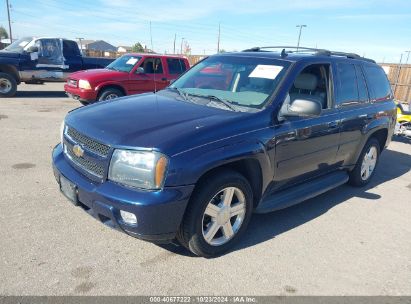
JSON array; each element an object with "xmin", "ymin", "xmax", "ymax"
[{"xmin": 52, "ymin": 47, "xmax": 396, "ymax": 257}]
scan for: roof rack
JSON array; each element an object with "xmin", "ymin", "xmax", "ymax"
[{"xmin": 242, "ymin": 46, "xmax": 376, "ymax": 63}]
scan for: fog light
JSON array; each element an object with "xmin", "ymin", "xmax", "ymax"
[{"xmin": 120, "ymin": 210, "xmax": 137, "ymax": 225}]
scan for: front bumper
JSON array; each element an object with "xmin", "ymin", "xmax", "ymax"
[
  {"xmin": 64, "ymin": 84, "xmax": 98, "ymax": 103},
  {"xmin": 52, "ymin": 144, "xmax": 194, "ymax": 243}
]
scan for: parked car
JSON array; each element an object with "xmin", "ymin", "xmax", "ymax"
[
  {"xmin": 52, "ymin": 47, "xmax": 396, "ymax": 257},
  {"xmin": 0, "ymin": 37, "xmax": 114, "ymax": 97},
  {"xmin": 64, "ymin": 54, "xmax": 190, "ymax": 105}
]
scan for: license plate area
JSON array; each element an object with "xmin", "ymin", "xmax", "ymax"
[{"xmin": 60, "ymin": 175, "xmax": 78, "ymax": 205}]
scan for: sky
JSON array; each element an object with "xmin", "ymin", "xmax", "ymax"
[{"xmin": 1, "ymin": 0, "xmax": 410, "ymax": 63}]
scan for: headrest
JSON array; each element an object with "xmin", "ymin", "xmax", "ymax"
[{"xmin": 294, "ymin": 73, "xmax": 318, "ymax": 90}]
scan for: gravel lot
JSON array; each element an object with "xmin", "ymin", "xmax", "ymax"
[{"xmin": 0, "ymin": 83, "xmax": 410, "ymax": 295}]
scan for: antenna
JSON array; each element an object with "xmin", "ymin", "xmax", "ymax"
[
  {"xmin": 149, "ymin": 21, "xmax": 157, "ymax": 94},
  {"xmin": 217, "ymin": 22, "xmax": 221, "ymax": 53}
]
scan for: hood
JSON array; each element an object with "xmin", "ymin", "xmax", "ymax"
[
  {"xmin": 66, "ymin": 93, "xmax": 250, "ymax": 156},
  {"xmin": 0, "ymin": 51, "xmax": 21, "ymax": 58},
  {"xmin": 68, "ymin": 68, "xmax": 129, "ymax": 82}
]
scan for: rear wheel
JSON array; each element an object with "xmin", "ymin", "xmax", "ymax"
[
  {"xmin": 177, "ymin": 170, "xmax": 253, "ymax": 257},
  {"xmin": 0, "ymin": 73, "xmax": 17, "ymax": 97},
  {"xmin": 98, "ymin": 88, "xmax": 124, "ymax": 101},
  {"xmin": 349, "ymin": 137, "xmax": 380, "ymax": 187}
]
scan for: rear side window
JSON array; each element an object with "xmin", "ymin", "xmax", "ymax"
[
  {"xmin": 363, "ymin": 65, "xmax": 392, "ymax": 102},
  {"xmin": 337, "ymin": 63, "xmax": 359, "ymax": 105},
  {"xmin": 167, "ymin": 58, "xmax": 187, "ymax": 74},
  {"xmin": 63, "ymin": 40, "xmax": 81, "ymax": 57},
  {"xmin": 355, "ymin": 65, "xmax": 369, "ymax": 103}
]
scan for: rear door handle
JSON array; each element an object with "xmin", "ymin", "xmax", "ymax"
[
  {"xmin": 359, "ymin": 114, "xmax": 372, "ymax": 119},
  {"xmin": 328, "ymin": 121, "xmax": 339, "ymax": 128}
]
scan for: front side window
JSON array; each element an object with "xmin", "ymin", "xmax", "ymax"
[
  {"xmin": 287, "ymin": 63, "xmax": 332, "ymax": 110},
  {"xmin": 37, "ymin": 39, "xmax": 64, "ymax": 66},
  {"xmin": 363, "ymin": 65, "xmax": 392, "ymax": 102},
  {"xmin": 168, "ymin": 55, "xmax": 290, "ymax": 111},
  {"xmin": 106, "ymin": 55, "xmax": 142, "ymax": 73},
  {"xmin": 139, "ymin": 57, "xmax": 163, "ymax": 74}
]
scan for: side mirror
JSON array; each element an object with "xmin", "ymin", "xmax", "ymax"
[
  {"xmin": 283, "ymin": 98, "xmax": 322, "ymax": 117},
  {"xmin": 136, "ymin": 67, "xmax": 145, "ymax": 74},
  {"xmin": 27, "ymin": 46, "xmax": 38, "ymax": 53}
]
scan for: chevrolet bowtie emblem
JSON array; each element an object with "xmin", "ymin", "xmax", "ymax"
[{"xmin": 72, "ymin": 144, "xmax": 84, "ymax": 158}]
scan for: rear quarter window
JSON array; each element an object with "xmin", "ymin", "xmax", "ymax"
[
  {"xmin": 167, "ymin": 58, "xmax": 187, "ymax": 74},
  {"xmin": 63, "ymin": 40, "xmax": 81, "ymax": 57},
  {"xmin": 363, "ymin": 65, "xmax": 392, "ymax": 102}
]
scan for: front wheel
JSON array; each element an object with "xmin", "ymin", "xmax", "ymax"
[
  {"xmin": 349, "ymin": 137, "xmax": 380, "ymax": 187},
  {"xmin": 0, "ymin": 73, "xmax": 17, "ymax": 97},
  {"xmin": 177, "ymin": 170, "xmax": 253, "ymax": 257},
  {"xmin": 98, "ymin": 88, "xmax": 124, "ymax": 101}
]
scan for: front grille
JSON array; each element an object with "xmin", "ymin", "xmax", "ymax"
[
  {"xmin": 67, "ymin": 78, "xmax": 78, "ymax": 87},
  {"xmin": 66, "ymin": 127, "xmax": 110, "ymax": 157},
  {"xmin": 64, "ymin": 140, "xmax": 105, "ymax": 178}
]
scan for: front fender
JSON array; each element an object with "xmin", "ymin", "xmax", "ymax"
[
  {"xmin": 167, "ymin": 139, "xmax": 273, "ymax": 192},
  {"xmin": 94, "ymin": 81, "xmax": 128, "ymax": 95}
]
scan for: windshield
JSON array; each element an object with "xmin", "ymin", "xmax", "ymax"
[
  {"xmin": 3, "ymin": 37, "xmax": 33, "ymax": 53},
  {"xmin": 106, "ymin": 55, "xmax": 142, "ymax": 73},
  {"xmin": 169, "ymin": 55, "xmax": 290, "ymax": 111}
]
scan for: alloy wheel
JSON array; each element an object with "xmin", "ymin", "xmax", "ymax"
[
  {"xmin": 360, "ymin": 146, "xmax": 377, "ymax": 181},
  {"xmin": 201, "ymin": 187, "xmax": 246, "ymax": 246}
]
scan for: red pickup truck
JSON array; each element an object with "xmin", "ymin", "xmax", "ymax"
[{"xmin": 64, "ymin": 54, "xmax": 190, "ymax": 105}]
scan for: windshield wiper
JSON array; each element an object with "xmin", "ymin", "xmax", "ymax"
[
  {"xmin": 167, "ymin": 87, "xmax": 188, "ymax": 101},
  {"xmin": 188, "ymin": 93, "xmax": 237, "ymax": 112}
]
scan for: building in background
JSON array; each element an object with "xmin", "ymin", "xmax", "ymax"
[{"xmin": 117, "ymin": 46, "xmax": 132, "ymax": 53}]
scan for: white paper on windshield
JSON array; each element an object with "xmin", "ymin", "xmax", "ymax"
[
  {"xmin": 249, "ymin": 65, "xmax": 283, "ymax": 79},
  {"xmin": 126, "ymin": 58, "xmax": 138, "ymax": 65}
]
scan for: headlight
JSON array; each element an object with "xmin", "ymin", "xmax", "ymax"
[
  {"xmin": 78, "ymin": 79, "xmax": 91, "ymax": 90},
  {"xmin": 60, "ymin": 120, "xmax": 65, "ymax": 145},
  {"xmin": 108, "ymin": 149, "xmax": 168, "ymax": 190}
]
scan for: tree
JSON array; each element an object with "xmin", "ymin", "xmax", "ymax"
[
  {"xmin": 131, "ymin": 42, "xmax": 145, "ymax": 53},
  {"xmin": 219, "ymin": 49, "xmax": 227, "ymax": 53},
  {"xmin": 0, "ymin": 26, "xmax": 8, "ymax": 39}
]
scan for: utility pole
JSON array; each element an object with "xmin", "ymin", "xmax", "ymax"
[
  {"xmin": 217, "ymin": 23, "xmax": 221, "ymax": 53},
  {"xmin": 6, "ymin": 0, "xmax": 12, "ymax": 42},
  {"xmin": 76, "ymin": 37, "xmax": 84, "ymax": 51},
  {"xmin": 393, "ymin": 53, "xmax": 403, "ymax": 96},
  {"xmin": 296, "ymin": 24, "xmax": 307, "ymax": 52},
  {"xmin": 405, "ymin": 50, "xmax": 411, "ymax": 65},
  {"xmin": 180, "ymin": 37, "xmax": 184, "ymax": 54},
  {"xmin": 173, "ymin": 33, "xmax": 176, "ymax": 54}
]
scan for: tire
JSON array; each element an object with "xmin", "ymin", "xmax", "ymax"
[
  {"xmin": 349, "ymin": 137, "xmax": 380, "ymax": 187},
  {"xmin": 79, "ymin": 100, "xmax": 90, "ymax": 106},
  {"xmin": 177, "ymin": 169, "xmax": 253, "ymax": 258},
  {"xmin": 98, "ymin": 88, "xmax": 123, "ymax": 101},
  {"xmin": 0, "ymin": 73, "xmax": 17, "ymax": 97}
]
